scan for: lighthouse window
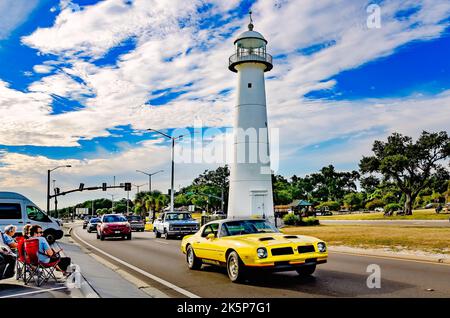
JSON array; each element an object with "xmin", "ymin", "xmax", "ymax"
[{"xmin": 248, "ymin": 83, "xmax": 252, "ymax": 88}]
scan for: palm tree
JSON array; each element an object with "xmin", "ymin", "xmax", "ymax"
[{"xmin": 134, "ymin": 191, "xmax": 169, "ymax": 222}]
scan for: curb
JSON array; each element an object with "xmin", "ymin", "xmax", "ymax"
[
  {"xmin": 329, "ymin": 246, "xmax": 450, "ymax": 265},
  {"xmin": 69, "ymin": 273, "xmax": 101, "ymax": 298},
  {"xmin": 62, "ymin": 224, "xmax": 101, "ymax": 298}
]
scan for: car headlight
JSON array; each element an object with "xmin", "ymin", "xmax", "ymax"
[
  {"xmin": 317, "ymin": 242, "xmax": 327, "ymax": 253},
  {"xmin": 257, "ymin": 247, "xmax": 268, "ymax": 259}
]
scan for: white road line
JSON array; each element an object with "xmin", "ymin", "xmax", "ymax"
[
  {"xmin": 72, "ymin": 228, "xmax": 200, "ymax": 298},
  {"xmin": 0, "ymin": 287, "xmax": 67, "ymax": 298},
  {"xmin": 152, "ymin": 240, "xmax": 169, "ymax": 245}
]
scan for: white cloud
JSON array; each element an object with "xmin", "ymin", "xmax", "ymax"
[
  {"xmin": 21, "ymin": 0, "xmax": 202, "ymax": 58},
  {"xmin": 33, "ymin": 64, "xmax": 54, "ymax": 74},
  {"xmin": 0, "ymin": 0, "xmax": 39, "ymax": 40},
  {"xmin": 0, "ymin": 0, "xmax": 449, "ymax": 206}
]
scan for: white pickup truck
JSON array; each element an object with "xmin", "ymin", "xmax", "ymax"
[{"xmin": 153, "ymin": 212, "xmax": 200, "ymax": 239}]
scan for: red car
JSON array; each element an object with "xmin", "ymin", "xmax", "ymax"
[{"xmin": 97, "ymin": 214, "xmax": 132, "ymax": 240}]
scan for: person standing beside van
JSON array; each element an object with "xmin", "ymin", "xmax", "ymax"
[{"xmin": 1, "ymin": 225, "xmax": 18, "ymax": 251}]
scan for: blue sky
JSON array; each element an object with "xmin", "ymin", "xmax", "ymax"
[{"xmin": 0, "ymin": 0, "xmax": 449, "ymax": 207}]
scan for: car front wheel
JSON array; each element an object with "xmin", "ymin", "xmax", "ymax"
[
  {"xmin": 186, "ymin": 245, "xmax": 202, "ymax": 270},
  {"xmin": 227, "ymin": 251, "xmax": 246, "ymax": 283},
  {"xmin": 296, "ymin": 264, "xmax": 316, "ymax": 276}
]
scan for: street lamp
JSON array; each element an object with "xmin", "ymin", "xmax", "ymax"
[
  {"xmin": 147, "ymin": 128, "xmax": 184, "ymax": 213},
  {"xmin": 133, "ymin": 183, "xmax": 148, "ymax": 194},
  {"xmin": 107, "ymin": 193, "xmax": 115, "ymax": 213},
  {"xmin": 47, "ymin": 165, "xmax": 71, "ymax": 217},
  {"xmin": 136, "ymin": 170, "xmax": 164, "ymax": 192}
]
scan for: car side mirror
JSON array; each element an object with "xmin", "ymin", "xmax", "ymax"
[{"xmin": 206, "ymin": 233, "xmax": 216, "ymax": 240}]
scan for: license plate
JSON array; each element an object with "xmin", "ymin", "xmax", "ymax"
[{"xmin": 115, "ymin": 231, "xmax": 121, "ymax": 234}]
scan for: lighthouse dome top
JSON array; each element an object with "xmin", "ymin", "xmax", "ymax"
[{"xmin": 234, "ymin": 30, "xmax": 267, "ymax": 45}]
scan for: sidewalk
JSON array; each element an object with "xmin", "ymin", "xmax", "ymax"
[
  {"xmin": 63, "ymin": 221, "xmax": 169, "ymax": 298},
  {"xmin": 1, "ymin": 223, "xmax": 154, "ymax": 298},
  {"xmin": 59, "ymin": 236, "xmax": 152, "ymax": 298}
]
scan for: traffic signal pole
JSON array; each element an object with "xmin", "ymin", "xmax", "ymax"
[{"xmin": 47, "ymin": 169, "xmax": 50, "ymax": 217}]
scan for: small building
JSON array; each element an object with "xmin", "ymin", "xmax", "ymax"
[{"xmin": 288, "ymin": 200, "xmax": 314, "ymax": 214}]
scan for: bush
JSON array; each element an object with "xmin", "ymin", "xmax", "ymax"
[
  {"xmin": 384, "ymin": 203, "xmax": 402, "ymax": 213},
  {"xmin": 301, "ymin": 216, "xmax": 320, "ymax": 226},
  {"xmin": 316, "ymin": 201, "xmax": 340, "ymax": 211},
  {"xmin": 282, "ymin": 214, "xmax": 320, "ymax": 226},
  {"xmin": 365, "ymin": 199, "xmax": 385, "ymax": 210},
  {"xmin": 283, "ymin": 213, "xmax": 300, "ymax": 225}
]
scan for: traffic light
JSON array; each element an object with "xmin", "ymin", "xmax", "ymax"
[
  {"xmin": 102, "ymin": 183, "xmax": 107, "ymax": 191},
  {"xmin": 79, "ymin": 183, "xmax": 85, "ymax": 191},
  {"xmin": 55, "ymin": 187, "xmax": 60, "ymax": 195},
  {"xmin": 124, "ymin": 182, "xmax": 131, "ymax": 191},
  {"xmin": 168, "ymin": 189, "xmax": 172, "ymax": 195}
]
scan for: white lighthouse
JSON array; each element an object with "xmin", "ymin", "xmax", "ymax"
[{"xmin": 227, "ymin": 13, "xmax": 274, "ymax": 223}]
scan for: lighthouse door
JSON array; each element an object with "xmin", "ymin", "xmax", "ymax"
[{"xmin": 251, "ymin": 191, "xmax": 267, "ymax": 218}]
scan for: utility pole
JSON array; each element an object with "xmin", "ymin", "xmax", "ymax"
[
  {"xmin": 147, "ymin": 128, "xmax": 184, "ymax": 213},
  {"xmin": 126, "ymin": 190, "xmax": 130, "ymax": 215},
  {"xmin": 52, "ymin": 180, "xmax": 57, "ymax": 217},
  {"xmin": 136, "ymin": 170, "xmax": 164, "ymax": 193},
  {"xmin": 108, "ymin": 194, "xmax": 115, "ymax": 213},
  {"xmin": 47, "ymin": 165, "xmax": 71, "ymax": 217}
]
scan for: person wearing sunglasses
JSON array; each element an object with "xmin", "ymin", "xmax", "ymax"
[{"xmin": 29, "ymin": 225, "xmax": 70, "ymax": 273}]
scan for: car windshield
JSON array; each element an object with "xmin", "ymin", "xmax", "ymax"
[
  {"xmin": 221, "ymin": 220, "xmax": 279, "ymax": 237},
  {"xmin": 103, "ymin": 215, "xmax": 127, "ymax": 223},
  {"xmin": 166, "ymin": 213, "xmax": 191, "ymax": 220},
  {"xmin": 90, "ymin": 218, "xmax": 100, "ymax": 223},
  {"xmin": 127, "ymin": 216, "xmax": 142, "ymax": 221}
]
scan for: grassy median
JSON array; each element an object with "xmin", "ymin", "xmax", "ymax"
[
  {"xmin": 282, "ymin": 224, "xmax": 450, "ymax": 255},
  {"xmin": 317, "ymin": 209, "xmax": 450, "ymax": 220}
]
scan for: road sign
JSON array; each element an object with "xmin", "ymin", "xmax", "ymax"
[{"xmin": 75, "ymin": 207, "xmax": 89, "ymax": 215}]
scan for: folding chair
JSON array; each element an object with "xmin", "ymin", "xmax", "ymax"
[
  {"xmin": 24, "ymin": 238, "xmax": 60, "ymax": 286},
  {"xmin": 15, "ymin": 236, "xmax": 26, "ymax": 281}
]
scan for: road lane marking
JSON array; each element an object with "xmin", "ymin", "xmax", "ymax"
[
  {"xmin": 152, "ymin": 240, "xmax": 169, "ymax": 245},
  {"xmin": 331, "ymin": 250, "xmax": 450, "ymax": 266},
  {"xmin": 72, "ymin": 227, "xmax": 200, "ymax": 298},
  {"xmin": 0, "ymin": 287, "xmax": 67, "ymax": 298}
]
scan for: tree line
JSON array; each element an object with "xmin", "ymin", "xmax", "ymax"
[{"xmin": 57, "ymin": 130, "xmax": 449, "ymax": 217}]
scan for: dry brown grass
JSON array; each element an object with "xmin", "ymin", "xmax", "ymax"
[{"xmin": 282, "ymin": 224, "xmax": 450, "ymax": 254}]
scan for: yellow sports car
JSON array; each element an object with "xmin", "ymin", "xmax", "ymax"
[{"xmin": 181, "ymin": 218, "xmax": 328, "ymax": 282}]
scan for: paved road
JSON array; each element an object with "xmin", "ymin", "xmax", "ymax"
[
  {"xmin": 72, "ymin": 226, "xmax": 450, "ymax": 298},
  {"xmin": 320, "ymin": 219, "xmax": 450, "ymax": 227}
]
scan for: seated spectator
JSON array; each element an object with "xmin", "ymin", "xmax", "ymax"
[
  {"xmin": 1, "ymin": 225, "xmax": 18, "ymax": 251},
  {"xmin": 22, "ymin": 224, "xmax": 32, "ymax": 239},
  {"xmin": 29, "ymin": 225, "xmax": 71, "ymax": 273}
]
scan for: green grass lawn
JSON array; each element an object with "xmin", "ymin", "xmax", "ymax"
[
  {"xmin": 317, "ymin": 209, "xmax": 450, "ymax": 220},
  {"xmin": 282, "ymin": 224, "xmax": 450, "ymax": 254}
]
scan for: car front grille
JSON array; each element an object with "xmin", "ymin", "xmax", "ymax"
[
  {"xmin": 171, "ymin": 225, "xmax": 197, "ymax": 231},
  {"xmin": 297, "ymin": 245, "xmax": 315, "ymax": 253},
  {"xmin": 271, "ymin": 247, "xmax": 294, "ymax": 256}
]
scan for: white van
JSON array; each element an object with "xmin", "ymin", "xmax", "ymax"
[{"xmin": 0, "ymin": 192, "xmax": 63, "ymax": 244}]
